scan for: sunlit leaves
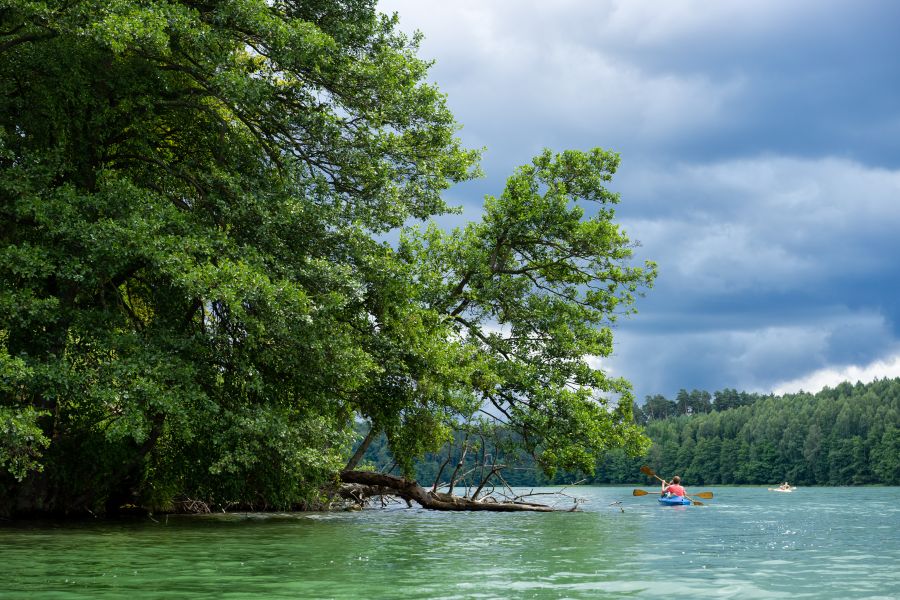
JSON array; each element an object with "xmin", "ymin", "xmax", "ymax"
[{"xmin": 398, "ymin": 149, "xmax": 656, "ymax": 475}]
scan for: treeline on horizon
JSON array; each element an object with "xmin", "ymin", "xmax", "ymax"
[{"xmin": 364, "ymin": 378, "xmax": 900, "ymax": 487}]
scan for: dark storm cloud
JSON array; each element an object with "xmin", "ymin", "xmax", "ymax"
[{"xmin": 380, "ymin": 0, "xmax": 900, "ymax": 398}]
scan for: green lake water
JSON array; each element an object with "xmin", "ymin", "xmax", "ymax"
[{"xmin": 1, "ymin": 486, "xmax": 898, "ymax": 599}]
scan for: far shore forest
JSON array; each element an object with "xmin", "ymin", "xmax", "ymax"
[{"xmin": 363, "ymin": 378, "xmax": 900, "ymax": 488}]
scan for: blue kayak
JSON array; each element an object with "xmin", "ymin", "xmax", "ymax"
[{"xmin": 658, "ymin": 495, "xmax": 692, "ymax": 506}]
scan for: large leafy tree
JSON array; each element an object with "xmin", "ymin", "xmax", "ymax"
[
  {"xmin": 393, "ymin": 148, "xmax": 655, "ymax": 475},
  {"xmin": 343, "ymin": 148, "xmax": 656, "ymax": 510},
  {"xmin": 1, "ymin": 0, "xmax": 653, "ymax": 515},
  {"xmin": 1, "ymin": 0, "xmax": 477, "ymax": 513}
]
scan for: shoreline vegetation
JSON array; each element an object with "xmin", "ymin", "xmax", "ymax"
[
  {"xmin": 1, "ymin": 0, "xmax": 654, "ymax": 518},
  {"xmin": 1, "ymin": 1, "xmax": 896, "ymax": 519},
  {"xmin": 9, "ymin": 375, "xmax": 895, "ymax": 520},
  {"xmin": 356, "ymin": 378, "xmax": 899, "ymax": 497}
]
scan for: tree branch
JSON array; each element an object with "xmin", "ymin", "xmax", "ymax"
[{"xmin": 345, "ymin": 423, "xmax": 379, "ymax": 471}]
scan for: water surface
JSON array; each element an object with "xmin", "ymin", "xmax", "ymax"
[{"xmin": 2, "ymin": 486, "xmax": 897, "ymax": 599}]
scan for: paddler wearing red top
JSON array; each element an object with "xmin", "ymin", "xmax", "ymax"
[{"xmin": 661, "ymin": 475, "xmax": 686, "ymax": 497}]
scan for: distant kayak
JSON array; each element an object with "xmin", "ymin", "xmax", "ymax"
[
  {"xmin": 768, "ymin": 487, "xmax": 796, "ymax": 493},
  {"xmin": 658, "ymin": 495, "xmax": 692, "ymax": 506}
]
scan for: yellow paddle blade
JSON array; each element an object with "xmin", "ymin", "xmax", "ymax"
[
  {"xmin": 640, "ymin": 465, "xmax": 665, "ymax": 483},
  {"xmin": 695, "ymin": 491, "xmax": 714, "ymax": 499},
  {"xmin": 632, "ymin": 489, "xmax": 650, "ymax": 496}
]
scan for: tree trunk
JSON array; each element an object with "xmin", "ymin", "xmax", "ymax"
[
  {"xmin": 447, "ymin": 435, "xmax": 469, "ymax": 496},
  {"xmin": 345, "ymin": 424, "xmax": 378, "ymax": 471},
  {"xmin": 431, "ymin": 444, "xmax": 453, "ymax": 492}
]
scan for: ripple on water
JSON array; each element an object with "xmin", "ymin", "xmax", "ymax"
[{"xmin": 2, "ymin": 487, "xmax": 899, "ymax": 599}]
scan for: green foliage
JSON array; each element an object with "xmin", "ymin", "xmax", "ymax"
[
  {"xmin": 0, "ymin": 404, "xmax": 49, "ymax": 481},
  {"xmin": 0, "ymin": 346, "xmax": 49, "ymax": 480},
  {"xmin": 629, "ymin": 379, "xmax": 900, "ymax": 486},
  {"xmin": 395, "ymin": 148, "xmax": 657, "ymax": 476},
  {"xmin": 871, "ymin": 426, "xmax": 900, "ymax": 484},
  {"xmin": 0, "ymin": 0, "xmax": 479, "ymax": 513},
  {"xmin": 372, "ymin": 379, "xmax": 900, "ymax": 487},
  {"xmin": 1, "ymin": 1, "xmax": 656, "ymax": 515}
]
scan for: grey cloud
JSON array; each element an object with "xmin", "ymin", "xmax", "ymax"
[
  {"xmin": 611, "ymin": 311, "xmax": 899, "ymax": 400},
  {"xmin": 379, "ymin": 0, "xmax": 900, "ymax": 396}
]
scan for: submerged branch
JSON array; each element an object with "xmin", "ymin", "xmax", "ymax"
[{"xmin": 339, "ymin": 470, "xmax": 563, "ymax": 512}]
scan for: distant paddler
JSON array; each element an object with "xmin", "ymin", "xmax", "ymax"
[{"xmin": 768, "ymin": 481, "xmax": 795, "ymax": 492}]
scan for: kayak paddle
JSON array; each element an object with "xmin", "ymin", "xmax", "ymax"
[
  {"xmin": 633, "ymin": 489, "xmax": 713, "ymax": 499},
  {"xmin": 640, "ymin": 465, "xmax": 665, "ymax": 483}
]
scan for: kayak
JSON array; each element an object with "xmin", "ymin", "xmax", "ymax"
[
  {"xmin": 658, "ymin": 495, "xmax": 692, "ymax": 506},
  {"xmin": 768, "ymin": 487, "xmax": 795, "ymax": 493}
]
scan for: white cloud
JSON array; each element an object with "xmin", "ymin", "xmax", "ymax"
[
  {"xmin": 380, "ymin": 1, "xmax": 817, "ymax": 50},
  {"xmin": 625, "ymin": 218, "xmax": 816, "ymax": 294},
  {"xmin": 600, "ymin": 0, "xmax": 805, "ymax": 45},
  {"xmin": 772, "ymin": 353, "xmax": 900, "ymax": 395},
  {"xmin": 379, "ymin": 0, "xmax": 746, "ymax": 150}
]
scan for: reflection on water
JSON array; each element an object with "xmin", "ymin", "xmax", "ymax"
[{"xmin": 1, "ymin": 487, "xmax": 898, "ymax": 599}]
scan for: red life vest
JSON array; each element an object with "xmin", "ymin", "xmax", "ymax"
[{"xmin": 664, "ymin": 484, "xmax": 686, "ymax": 497}]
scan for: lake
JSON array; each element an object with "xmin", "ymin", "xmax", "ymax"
[{"xmin": 1, "ymin": 486, "xmax": 897, "ymax": 599}]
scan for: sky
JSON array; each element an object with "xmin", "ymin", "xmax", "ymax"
[{"xmin": 377, "ymin": 0, "xmax": 900, "ymax": 401}]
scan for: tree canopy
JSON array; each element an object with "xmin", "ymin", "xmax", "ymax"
[{"xmin": 1, "ymin": 0, "xmax": 654, "ymax": 515}]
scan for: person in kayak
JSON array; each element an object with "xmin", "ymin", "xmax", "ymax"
[{"xmin": 661, "ymin": 475, "xmax": 686, "ymax": 497}]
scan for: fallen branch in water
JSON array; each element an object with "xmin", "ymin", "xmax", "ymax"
[
  {"xmin": 176, "ymin": 498, "xmax": 211, "ymax": 514},
  {"xmin": 339, "ymin": 470, "xmax": 582, "ymax": 512}
]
